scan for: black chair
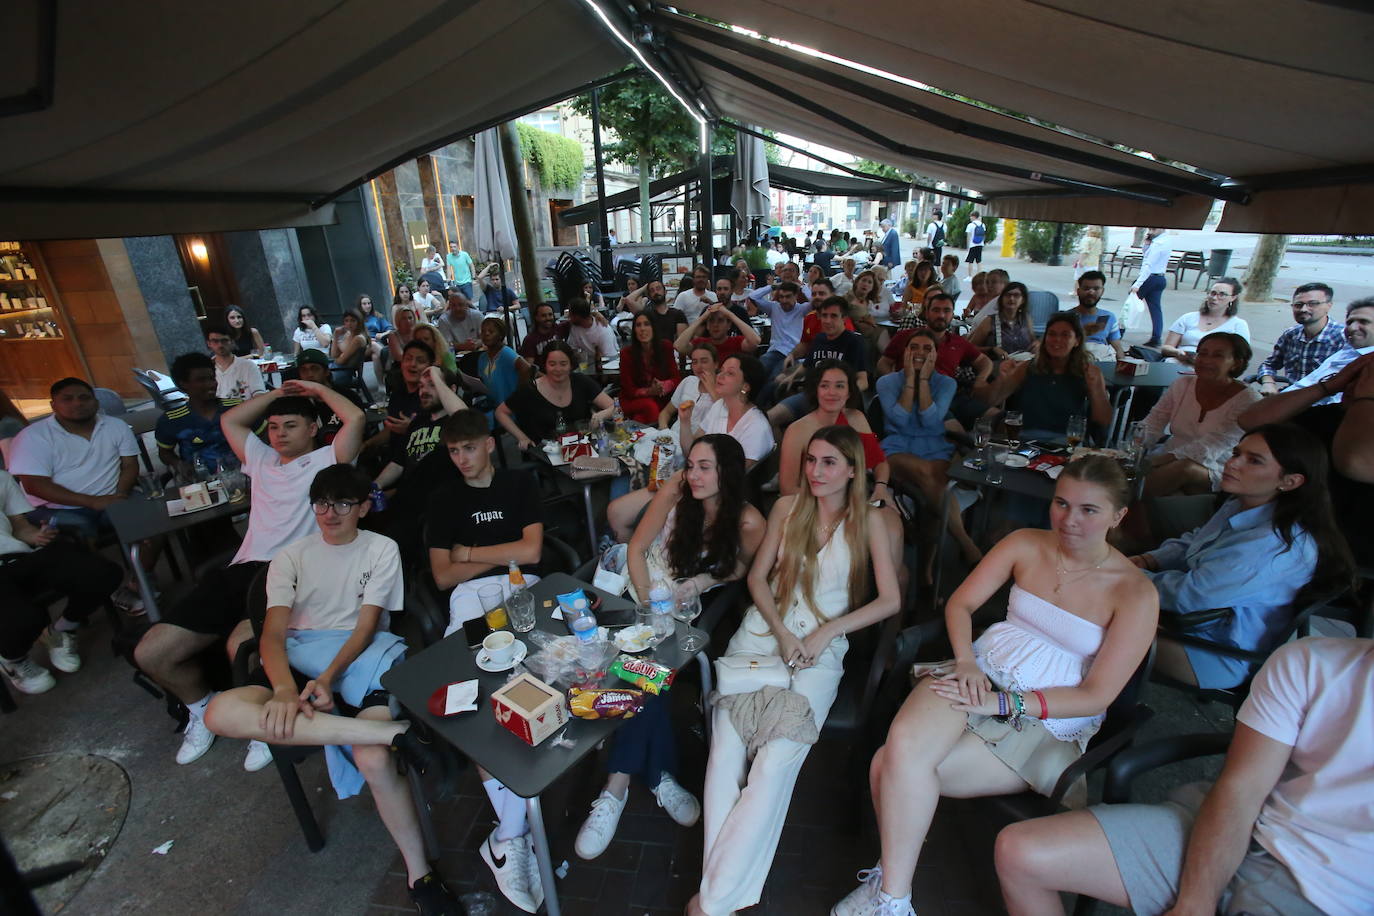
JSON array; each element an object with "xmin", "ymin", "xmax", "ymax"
[
  {"xmin": 132, "ymin": 368, "xmax": 186, "ymax": 410},
  {"xmin": 1101, "ymin": 731, "xmax": 1231, "ymax": 804},
  {"xmin": 743, "ymin": 446, "xmax": 780, "ymax": 514},
  {"xmin": 1152, "ymin": 593, "xmax": 1341, "ymax": 710},
  {"xmin": 230, "ymin": 567, "xmax": 442, "ymax": 855}
]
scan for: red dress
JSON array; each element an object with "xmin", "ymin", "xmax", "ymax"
[
  {"xmin": 619, "ymin": 340, "xmax": 681, "ymax": 424},
  {"xmin": 836, "ymin": 409, "xmax": 886, "ymax": 470}
]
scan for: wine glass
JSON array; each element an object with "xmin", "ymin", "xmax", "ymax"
[
  {"xmin": 972, "ymin": 417, "xmax": 992, "ymax": 468},
  {"xmin": 1065, "ymin": 415, "xmax": 1086, "ymax": 451},
  {"xmin": 672, "ymin": 578, "xmax": 703, "ymax": 653}
]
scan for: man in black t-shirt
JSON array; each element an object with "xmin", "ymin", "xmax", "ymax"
[
  {"xmin": 296, "ymin": 350, "xmax": 368, "ymax": 445},
  {"xmin": 767, "ymin": 296, "xmax": 869, "ymax": 428},
  {"xmin": 422, "ymin": 409, "xmax": 548, "ymax": 913}
]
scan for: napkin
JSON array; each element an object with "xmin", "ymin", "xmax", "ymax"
[{"xmin": 443, "ymin": 679, "xmax": 478, "ymax": 715}]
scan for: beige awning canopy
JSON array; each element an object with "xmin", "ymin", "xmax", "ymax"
[
  {"xmin": 0, "ymin": 0, "xmax": 627, "ymax": 239},
  {"xmin": 651, "ymin": 1, "xmax": 1374, "ymax": 233}
]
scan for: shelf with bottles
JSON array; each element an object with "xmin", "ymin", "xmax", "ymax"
[
  {"xmin": 0, "ymin": 289, "xmax": 51, "ymax": 314},
  {"xmin": 0, "ymin": 307, "xmax": 64, "ymax": 340},
  {"xmin": 0, "ymin": 245, "xmax": 39, "ymax": 283}
]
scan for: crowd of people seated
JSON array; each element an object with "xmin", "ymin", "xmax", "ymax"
[{"xmin": 4, "ymin": 242, "xmax": 1372, "ymax": 916}]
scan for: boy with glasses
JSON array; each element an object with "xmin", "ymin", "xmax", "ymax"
[
  {"xmin": 204, "ymin": 463, "xmax": 463, "ymax": 915},
  {"xmin": 134, "ymin": 380, "xmax": 364, "ymax": 770}
]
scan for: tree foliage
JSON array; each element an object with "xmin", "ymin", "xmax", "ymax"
[
  {"xmin": 1015, "ymin": 221, "xmax": 1085, "ymax": 263},
  {"xmin": 851, "ymin": 159, "xmax": 916, "ymax": 183},
  {"xmin": 571, "ymin": 74, "xmax": 701, "ymax": 174},
  {"xmin": 514, "ymin": 122, "xmax": 584, "ymax": 190}
]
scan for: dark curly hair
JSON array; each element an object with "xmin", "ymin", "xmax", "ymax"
[{"xmin": 665, "ymin": 434, "xmax": 749, "ymax": 581}]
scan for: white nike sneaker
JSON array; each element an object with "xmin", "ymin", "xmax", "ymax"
[
  {"xmin": 479, "ymin": 827, "xmax": 544, "ymax": 913},
  {"xmin": 1, "ymin": 655, "xmax": 55, "ymax": 695},
  {"xmin": 176, "ymin": 713, "xmax": 216, "ymax": 765}
]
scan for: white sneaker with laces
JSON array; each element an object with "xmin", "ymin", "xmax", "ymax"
[
  {"xmin": 1, "ymin": 656, "xmax": 55, "ymax": 694},
  {"xmin": 243, "ymin": 740, "xmax": 273, "ymax": 772},
  {"xmin": 42, "ymin": 627, "xmax": 80, "ymax": 673},
  {"xmin": 176, "ymin": 713, "xmax": 216, "ymax": 765},
  {"xmin": 479, "ymin": 828, "xmax": 544, "ymax": 913},
  {"xmin": 653, "ymin": 772, "xmax": 701, "ymax": 827},
  {"xmin": 574, "ymin": 790, "xmax": 627, "ymax": 860},
  {"xmin": 831, "ymin": 864, "xmax": 884, "ymax": 916}
]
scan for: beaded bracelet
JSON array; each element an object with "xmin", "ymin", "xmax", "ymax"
[
  {"xmin": 1010, "ymin": 691, "xmax": 1026, "ymax": 731},
  {"xmin": 997, "ymin": 691, "xmax": 1008, "ymax": 717}
]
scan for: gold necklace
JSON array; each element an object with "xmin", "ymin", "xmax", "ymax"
[{"xmin": 1054, "ymin": 545, "xmax": 1111, "ymax": 594}]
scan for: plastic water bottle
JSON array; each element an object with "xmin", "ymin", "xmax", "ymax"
[{"xmin": 648, "ymin": 582, "xmax": 676, "ymax": 643}]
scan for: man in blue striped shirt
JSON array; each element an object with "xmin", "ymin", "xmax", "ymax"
[{"xmin": 1257, "ymin": 283, "xmax": 1348, "ymax": 395}]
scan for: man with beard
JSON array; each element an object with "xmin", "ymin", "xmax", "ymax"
[
  {"xmin": 518, "ymin": 302, "xmax": 564, "ymax": 362},
  {"xmin": 1258, "ymin": 283, "xmax": 1350, "ymax": 395},
  {"xmin": 1070, "ymin": 270, "xmax": 1125, "ymax": 360},
  {"xmin": 1274, "ymin": 298, "xmax": 1374, "ymax": 405},
  {"xmin": 673, "ymin": 265, "xmax": 718, "ymax": 324},
  {"xmin": 631, "ymin": 279, "xmax": 688, "ymax": 343}
]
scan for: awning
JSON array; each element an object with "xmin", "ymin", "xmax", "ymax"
[
  {"xmin": 649, "ymin": 1, "xmax": 1374, "ymax": 232},
  {"xmin": 0, "ymin": 0, "xmax": 628, "ymax": 239},
  {"xmin": 557, "ymin": 157, "xmax": 909, "ymax": 226}
]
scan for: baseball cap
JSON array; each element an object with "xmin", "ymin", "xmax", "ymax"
[{"xmin": 296, "ymin": 349, "xmax": 330, "ymax": 370}]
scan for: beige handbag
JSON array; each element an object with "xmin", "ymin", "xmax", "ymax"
[
  {"xmin": 714, "ymin": 653, "xmax": 792, "ymax": 696},
  {"xmin": 568, "ymin": 455, "xmax": 621, "ymax": 480}
]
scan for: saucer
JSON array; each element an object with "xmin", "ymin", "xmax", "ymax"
[
  {"xmin": 475, "ymin": 639, "xmax": 528, "ymax": 673},
  {"xmin": 999, "ymin": 453, "xmax": 1030, "ymax": 468}
]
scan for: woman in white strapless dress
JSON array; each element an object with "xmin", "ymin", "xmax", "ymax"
[
  {"xmin": 688, "ymin": 426, "xmax": 903, "ymax": 916},
  {"xmin": 833, "ymin": 456, "xmax": 1158, "ymax": 916}
]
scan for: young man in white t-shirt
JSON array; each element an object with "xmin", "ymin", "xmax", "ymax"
[
  {"xmin": 995, "ymin": 637, "xmax": 1374, "ymax": 916},
  {"xmin": 133, "ymin": 380, "xmax": 364, "ymax": 770},
  {"xmin": 204, "ymin": 463, "xmax": 463, "ymax": 915},
  {"xmin": 673, "ymin": 265, "xmax": 718, "ymax": 324}
]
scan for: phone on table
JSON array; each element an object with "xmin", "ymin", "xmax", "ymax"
[{"xmin": 461, "ymin": 616, "xmax": 489, "ymax": 651}]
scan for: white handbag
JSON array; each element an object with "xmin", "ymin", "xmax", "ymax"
[{"xmin": 714, "ymin": 653, "xmax": 792, "ymax": 696}]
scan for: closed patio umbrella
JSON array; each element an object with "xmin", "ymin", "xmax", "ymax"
[
  {"xmin": 731, "ymin": 127, "xmax": 770, "ymax": 244},
  {"xmin": 473, "ymin": 128, "xmax": 520, "ymax": 338}
]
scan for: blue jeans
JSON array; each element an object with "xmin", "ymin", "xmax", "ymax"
[
  {"xmin": 26, "ymin": 506, "xmax": 110, "ymax": 540},
  {"xmin": 1138, "ymin": 273, "xmax": 1166, "ymax": 344},
  {"xmin": 759, "ymin": 349, "xmax": 788, "ymax": 384},
  {"xmin": 605, "ymin": 693, "xmax": 677, "ymax": 787},
  {"xmin": 454, "ymin": 282, "xmax": 474, "ymax": 300}
]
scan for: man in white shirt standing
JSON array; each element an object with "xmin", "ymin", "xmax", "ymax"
[
  {"xmin": 134, "ymin": 380, "xmax": 365, "ymax": 770},
  {"xmin": 673, "ymin": 265, "xmax": 718, "ymax": 324},
  {"xmin": 1131, "ymin": 226, "xmax": 1171, "ymax": 347},
  {"xmin": 996, "ymin": 637, "xmax": 1374, "ymax": 916},
  {"xmin": 924, "ymin": 208, "xmax": 946, "ymax": 267},
  {"xmin": 206, "ymin": 323, "xmax": 266, "ymax": 400},
  {"xmin": 966, "ymin": 212, "xmax": 986, "ymax": 278}
]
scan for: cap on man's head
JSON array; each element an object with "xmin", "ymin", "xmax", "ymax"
[{"xmin": 296, "ymin": 349, "xmax": 330, "ymax": 370}]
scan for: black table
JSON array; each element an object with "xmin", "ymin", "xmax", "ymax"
[
  {"xmin": 382, "ymin": 572, "xmax": 705, "ymax": 916},
  {"xmin": 526, "ymin": 446, "xmax": 627, "ymax": 551},
  {"xmin": 106, "ymin": 489, "xmax": 249, "ymax": 622}
]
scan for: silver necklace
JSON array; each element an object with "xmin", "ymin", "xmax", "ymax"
[{"xmin": 1055, "ymin": 545, "xmax": 1111, "ymax": 594}]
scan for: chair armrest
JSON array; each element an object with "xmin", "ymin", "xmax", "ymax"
[
  {"xmin": 231, "ymin": 636, "xmax": 261, "ymax": 688},
  {"xmin": 1159, "ymin": 607, "xmax": 1234, "ymax": 630},
  {"xmin": 1047, "ymin": 706, "xmax": 1153, "ymax": 807},
  {"xmin": 406, "ymin": 575, "xmax": 449, "ymax": 649},
  {"xmin": 543, "ymin": 534, "xmax": 582, "ymax": 577},
  {"xmin": 1102, "ymin": 732, "xmax": 1231, "ymax": 804}
]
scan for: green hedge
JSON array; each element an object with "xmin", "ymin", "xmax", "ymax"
[
  {"xmin": 1015, "ymin": 221, "xmax": 1086, "ymax": 263},
  {"xmin": 515, "ymin": 122, "xmax": 584, "ymax": 191}
]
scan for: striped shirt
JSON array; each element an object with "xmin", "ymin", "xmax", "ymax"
[{"xmin": 1258, "ymin": 321, "xmax": 1349, "ymax": 383}]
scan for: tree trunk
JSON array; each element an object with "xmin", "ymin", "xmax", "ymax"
[
  {"xmin": 497, "ymin": 121, "xmax": 544, "ymax": 307},
  {"xmin": 637, "ymin": 152, "xmax": 653, "ymax": 244},
  {"xmin": 1242, "ymin": 234, "xmax": 1291, "ymax": 302}
]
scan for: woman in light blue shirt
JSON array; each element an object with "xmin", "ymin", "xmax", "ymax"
[
  {"xmin": 879, "ymin": 327, "xmax": 981, "ymax": 570},
  {"xmin": 1131, "ymin": 423, "xmax": 1354, "ymax": 688}
]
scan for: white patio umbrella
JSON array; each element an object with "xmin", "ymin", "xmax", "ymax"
[{"xmin": 731, "ymin": 127, "xmax": 770, "ymax": 243}]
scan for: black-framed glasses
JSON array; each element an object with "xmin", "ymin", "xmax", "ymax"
[
  {"xmin": 311, "ymin": 499, "xmax": 360, "ymax": 515},
  {"xmin": 1292, "ymin": 298, "xmax": 1329, "ymax": 307}
]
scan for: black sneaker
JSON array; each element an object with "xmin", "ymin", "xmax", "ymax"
[
  {"xmin": 390, "ymin": 725, "xmax": 459, "ymax": 800},
  {"xmin": 408, "ymin": 872, "xmax": 465, "ymax": 916}
]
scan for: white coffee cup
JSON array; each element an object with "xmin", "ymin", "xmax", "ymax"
[{"xmin": 482, "ymin": 631, "xmax": 516, "ymax": 666}]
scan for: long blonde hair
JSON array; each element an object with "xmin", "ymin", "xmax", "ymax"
[{"xmin": 768, "ymin": 425, "xmax": 871, "ymax": 624}]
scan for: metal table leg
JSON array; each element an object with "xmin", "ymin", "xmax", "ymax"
[
  {"xmin": 581, "ymin": 482, "xmax": 598, "ymax": 554},
  {"xmin": 129, "ymin": 541, "xmax": 162, "ymax": 622},
  {"xmin": 525, "ymin": 795, "xmax": 560, "ymax": 916}
]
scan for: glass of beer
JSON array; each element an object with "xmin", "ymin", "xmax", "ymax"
[
  {"xmin": 1004, "ymin": 411, "xmax": 1024, "ymax": 446},
  {"xmin": 479, "ymin": 584, "xmax": 507, "ymax": 630},
  {"xmin": 1065, "ymin": 415, "xmax": 1086, "ymax": 450}
]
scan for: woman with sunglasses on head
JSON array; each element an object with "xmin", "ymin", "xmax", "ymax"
[
  {"xmin": 1160, "ymin": 277, "xmax": 1251, "ymax": 365},
  {"xmin": 690, "ymin": 425, "xmax": 902, "ymax": 916},
  {"xmin": 575, "ymin": 435, "xmax": 767, "ymax": 861}
]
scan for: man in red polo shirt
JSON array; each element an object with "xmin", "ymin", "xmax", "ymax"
[{"xmin": 878, "ymin": 293, "xmax": 992, "ymax": 427}]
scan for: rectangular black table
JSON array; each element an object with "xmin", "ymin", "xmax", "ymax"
[
  {"xmin": 382, "ymin": 572, "xmax": 706, "ymax": 916},
  {"xmin": 106, "ymin": 489, "xmax": 249, "ymax": 622}
]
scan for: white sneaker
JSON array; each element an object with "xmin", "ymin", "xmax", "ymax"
[
  {"xmin": 653, "ymin": 772, "xmax": 700, "ymax": 827},
  {"xmin": 110, "ymin": 586, "xmax": 145, "ymax": 615},
  {"xmin": 479, "ymin": 828, "xmax": 544, "ymax": 913},
  {"xmin": 176, "ymin": 713, "xmax": 216, "ymax": 765},
  {"xmin": 1, "ymin": 656, "xmax": 55, "ymax": 695},
  {"xmin": 243, "ymin": 740, "xmax": 273, "ymax": 772},
  {"xmin": 42, "ymin": 627, "xmax": 81, "ymax": 673},
  {"xmin": 832, "ymin": 864, "xmax": 885, "ymax": 916},
  {"xmin": 575, "ymin": 790, "xmax": 627, "ymax": 860}
]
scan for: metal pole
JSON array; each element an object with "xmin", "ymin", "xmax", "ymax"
[
  {"xmin": 1047, "ymin": 222, "xmax": 1065, "ymax": 267},
  {"xmin": 699, "ymin": 128, "xmax": 715, "ymax": 268},
  {"xmin": 589, "ymin": 87, "xmax": 614, "ymax": 282}
]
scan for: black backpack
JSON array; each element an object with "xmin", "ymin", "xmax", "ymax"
[{"xmin": 932, "ymin": 221, "xmax": 945, "ymax": 247}]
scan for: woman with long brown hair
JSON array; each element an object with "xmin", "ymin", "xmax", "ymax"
[
  {"xmin": 983, "ymin": 311, "xmax": 1111, "ymax": 438},
  {"xmin": 690, "ymin": 425, "xmax": 902, "ymax": 916},
  {"xmin": 619, "ymin": 312, "xmax": 681, "ymax": 424}
]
